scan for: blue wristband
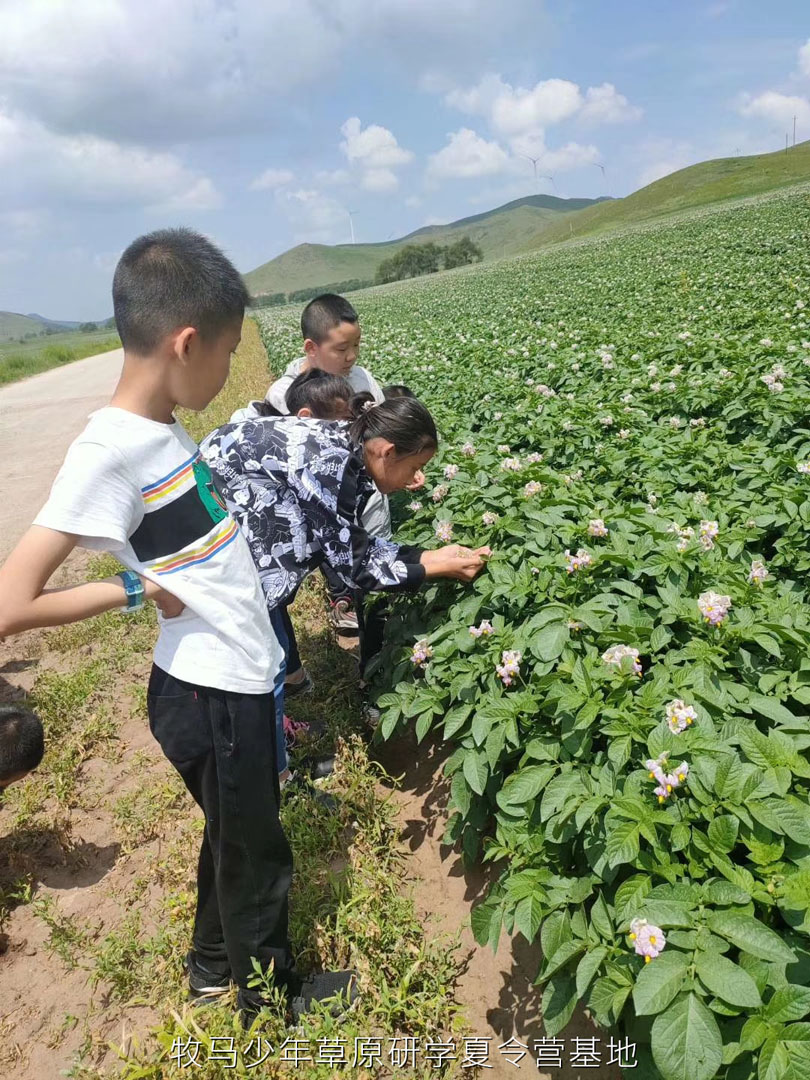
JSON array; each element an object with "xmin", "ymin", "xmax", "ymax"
[{"xmin": 118, "ymin": 570, "xmax": 145, "ymax": 613}]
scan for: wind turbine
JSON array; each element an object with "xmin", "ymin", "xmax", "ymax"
[
  {"xmin": 541, "ymin": 175, "xmax": 556, "ymax": 192},
  {"xmin": 594, "ymin": 163, "xmax": 606, "ymax": 178},
  {"xmin": 522, "ymin": 154, "xmax": 541, "ymax": 191},
  {"xmin": 348, "ymin": 209, "xmax": 359, "ymax": 244}
]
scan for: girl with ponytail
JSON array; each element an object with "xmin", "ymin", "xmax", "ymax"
[{"xmin": 201, "ymin": 391, "xmax": 490, "ymax": 683}]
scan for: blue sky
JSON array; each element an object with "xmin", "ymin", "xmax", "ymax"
[{"xmin": 0, "ymin": 0, "xmax": 808, "ymax": 319}]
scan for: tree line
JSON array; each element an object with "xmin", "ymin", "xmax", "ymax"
[
  {"xmin": 248, "ymin": 236, "xmax": 485, "ymax": 309},
  {"xmin": 375, "ymin": 236, "xmax": 483, "ymax": 285}
]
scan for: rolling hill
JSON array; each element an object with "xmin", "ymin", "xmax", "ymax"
[
  {"xmin": 246, "ymin": 141, "xmax": 810, "ymax": 300},
  {"xmin": 0, "ymin": 310, "xmax": 111, "ymax": 343},
  {"xmin": 244, "ymin": 194, "xmax": 608, "ymax": 297},
  {"xmin": 517, "ymin": 140, "xmax": 810, "ymax": 249}
]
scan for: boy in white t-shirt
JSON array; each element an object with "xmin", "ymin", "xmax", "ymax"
[{"xmin": 0, "ymin": 229, "xmax": 355, "ymax": 1022}]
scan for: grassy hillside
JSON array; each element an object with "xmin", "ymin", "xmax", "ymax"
[
  {"xmin": 0, "ymin": 311, "xmax": 49, "ymax": 343},
  {"xmin": 244, "ymin": 194, "xmax": 602, "ymax": 296},
  {"xmin": 530, "ymin": 140, "xmax": 810, "ymax": 248}
]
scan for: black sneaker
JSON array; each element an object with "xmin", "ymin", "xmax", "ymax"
[
  {"xmin": 284, "ymin": 668, "xmax": 314, "ymax": 698},
  {"xmin": 329, "ymin": 597, "xmax": 359, "ymax": 634},
  {"xmin": 361, "ymin": 701, "xmax": 381, "ymax": 731},
  {"xmin": 308, "ymin": 755, "xmax": 336, "ymax": 780},
  {"xmin": 290, "ymin": 969, "xmax": 359, "ymax": 1023},
  {"xmin": 185, "ymin": 950, "xmax": 231, "ymax": 1000}
]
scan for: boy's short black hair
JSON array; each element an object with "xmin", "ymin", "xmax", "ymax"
[
  {"xmin": 286, "ymin": 369, "xmax": 354, "ymax": 418},
  {"xmin": 301, "ymin": 293, "xmax": 358, "ymax": 344},
  {"xmin": 382, "ymin": 384, "xmax": 416, "ymax": 400},
  {"xmin": 113, "ymin": 228, "xmax": 249, "ymax": 355},
  {"xmin": 0, "ymin": 705, "xmax": 44, "ymax": 785}
]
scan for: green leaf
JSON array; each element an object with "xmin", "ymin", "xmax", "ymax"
[
  {"xmin": 539, "ymin": 938, "xmax": 585, "ymax": 982},
  {"xmin": 415, "ymin": 710, "xmax": 433, "ymax": 743},
  {"xmin": 443, "ymin": 704, "xmax": 472, "ymax": 739},
  {"xmin": 695, "ymin": 951, "xmax": 762, "ymax": 1009},
  {"xmin": 514, "ymin": 894, "xmax": 544, "ymax": 945},
  {"xmin": 707, "ymin": 910, "xmax": 797, "ymax": 964},
  {"xmin": 497, "ymin": 764, "xmax": 556, "ymax": 808},
  {"xmin": 576, "ymin": 946, "xmax": 608, "ymax": 998},
  {"xmin": 651, "ymin": 993, "xmax": 723, "ymax": 1080},
  {"xmin": 708, "ymin": 815, "xmax": 740, "ymax": 853},
  {"xmin": 541, "ymin": 972, "xmax": 578, "ymax": 1036},
  {"xmin": 470, "ymin": 901, "xmax": 497, "ymax": 947},
  {"xmin": 671, "ymin": 823, "xmax": 691, "ymax": 851},
  {"xmin": 606, "ymin": 820, "xmax": 640, "ymax": 869},
  {"xmin": 614, "ymin": 874, "xmax": 653, "ymax": 922},
  {"xmin": 739, "ymin": 1016, "xmax": 772, "ymax": 1052},
  {"xmin": 764, "ymin": 986, "xmax": 810, "ymax": 1024},
  {"xmin": 589, "ymin": 892, "xmax": 613, "ymax": 939},
  {"xmin": 633, "ymin": 950, "xmax": 690, "ymax": 1016},
  {"xmin": 651, "ymin": 624, "xmax": 673, "ymax": 651},
  {"xmin": 531, "ymin": 621, "xmax": 570, "ymax": 662},
  {"xmin": 463, "ymin": 751, "xmax": 488, "ymax": 796}
]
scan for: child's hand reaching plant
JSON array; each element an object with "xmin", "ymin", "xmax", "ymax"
[
  {"xmin": 421, "ymin": 545, "xmax": 491, "ymax": 582},
  {"xmin": 405, "ymin": 470, "xmax": 426, "ymax": 491}
]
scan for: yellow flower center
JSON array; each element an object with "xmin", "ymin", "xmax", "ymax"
[
  {"xmin": 645, "ymin": 955, "xmax": 651, "ymax": 963},
  {"xmin": 650, "ymin": 935, "xmax": 657, "ymax": 944}
]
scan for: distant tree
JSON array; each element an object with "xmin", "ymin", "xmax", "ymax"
[
  {"xmin": 250, "ymin": 292, "xmax": 287, "ymax": 308},
  {"xmin": 103, "ymin": 316, "xmax": 117, "ymax": 330},
  {"xmin": 443, "ymin": 236, "xmax": 483, "ymax": 270},
  {"xmin": 79, "ymin": 321, "xmax": 98, "ymax": 333},
  {"xmin": 375, "ymin": 242, "xmax": 444, "ymax": 285}
]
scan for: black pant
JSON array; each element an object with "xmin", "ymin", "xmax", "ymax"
[
  {"xmin": 147, "ymin": 665, "xmax": 295, "ymax": 991},
  {"xmin": 355, "ymin": 590, "xmax": 389, "ymax": 678},
  {"xmin": 279, "ymin": 603, "xmax": 302, "ymax": 674}
]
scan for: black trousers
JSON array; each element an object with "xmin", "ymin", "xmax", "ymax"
[
  {"xmin": 355, "ymin": 590, "xmax": 389, "ymax": 678},
  {"xmin": 146, "ymin": 664, "xmax": 295, "ymax": 991}
]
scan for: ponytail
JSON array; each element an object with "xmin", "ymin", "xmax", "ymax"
[{"xmin": 349, "ymin": 396, "xmax": 438, "ymax": 457}]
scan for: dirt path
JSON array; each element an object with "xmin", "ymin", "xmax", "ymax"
[
  {"xmin": 0, "ymin": 348, "xmax": 124, "ymax": 560},
  {"xmin": 374, "ymin": 733, "xmax": 621, "ymax": 1080}
]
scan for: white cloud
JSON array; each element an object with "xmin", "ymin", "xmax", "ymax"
[
  {"xmin": 0, "ymin": 1, "xmax": 541, "ymax": 144},
  {"xmin": 315, "ymin": 168, "xmax": 351, "ymax": 186},
  {"xmin": 250, "ymin": 168, "xmax": 295, "ymax": 191},
  {"xmin": 580, "ymin": 83, "xmax": 643, "ymax": 125},
  {"xmin": 798, "ymin": 39, "xmax": 810, "ymax": 79},
  {"xmin": 443, "ymin": 72, "xmax": 640, "ymax": 147},
  {"xmin": 405, "ymin": 195, "xmax": 423, "ymax": 208},
  {"xmin": 340, "ymin": 117, "xmax": 413, "ymax": 168},
  {"xmin": 637, "ymin": 139, "xmax": 696, "ymax": 187},
  {"xmin": 277, "ymin": 188, "xmax": 348, "ymax": 243},
  {"xmin": 0, "ymin": 106, "xmax": 220, "ymax": 211},
  {"xmin": 739, "ymin": 91, "xmax": 810, "ymax": 131},
  {"xmin": 339, "ymin": 116, "xmax": 413, "ymax": 193},
  {"xmin": 491, "ymin": 78, "xmax": 583, "ymax": 137},
  {"xmin": 427, "ymin": 128, "xmax": 511, "ymax": 180},
  {"xmin": 361, "ymin": 168, "xmax": 399, "ymax": 193},
  {"xmin": 149, "ymin": 177, "xmax": 222, "ymax": 214}
]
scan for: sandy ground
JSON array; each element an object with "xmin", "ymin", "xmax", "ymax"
[{"xmin": 0, "ymin": 348, "xmax": 124, "ymax": 560}]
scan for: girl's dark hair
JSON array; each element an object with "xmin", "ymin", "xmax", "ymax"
[
  {"xmin": 285, "ymin": 368, "xmax": 354, "ymax": 418},
  {"xmin": 382, "ymin": 383, "xmax": 416, "ymax": 400},
  {"xmin": 349, "ymin": 396, "xmax": 438, "ymax": 457}
]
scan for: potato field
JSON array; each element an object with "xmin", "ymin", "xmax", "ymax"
[{"xmin": 256, "ymin": 185, "xmax": 810, "ymax": 1080}]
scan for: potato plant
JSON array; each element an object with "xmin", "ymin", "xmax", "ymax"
[{"xmin": 257, "ymin": 185, "xmax": 810, "ymax": 1079}]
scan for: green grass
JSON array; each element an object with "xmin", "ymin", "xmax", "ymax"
[
  {"xmin": 0, "ymin": 330, "xmax": 120, "ymax": 386},
  {"xmin": 530, "ymin": 138, "xmax": 810, "ymax": 248},
  {"xmin": 244, "ymin": 194, "xmax": 599, "ymax": 297}
]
